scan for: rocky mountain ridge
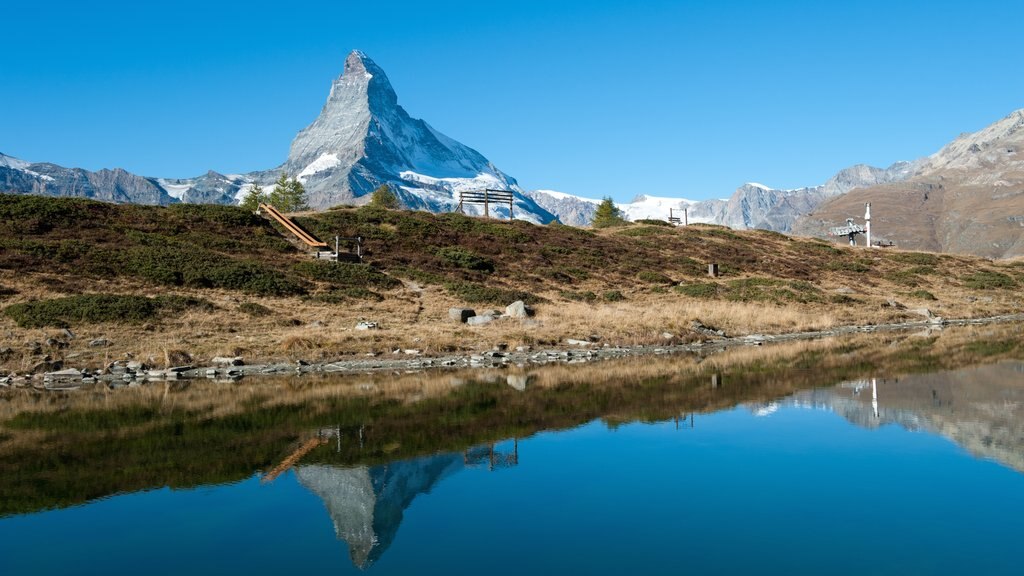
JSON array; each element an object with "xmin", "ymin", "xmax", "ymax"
[
  {"xmin": 529, "ymin": 160, "xmax": 915, "ymax": 230},
  {"xmin": 0, "ymin": 51, "xmax": 556, "ymax": 222},
  {"xmin": 793, "ymin": 109, "xmax": 1024, "ymax": 258}
]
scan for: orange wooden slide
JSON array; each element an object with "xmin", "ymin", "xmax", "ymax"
[{"xmin": 258, "ymin": 203, "xmax": 328, "ymax": 248}]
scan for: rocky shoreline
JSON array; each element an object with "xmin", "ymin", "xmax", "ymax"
[{"xmin": 3, "ymin": 313, "xmax": 1023, "ymax": 392}]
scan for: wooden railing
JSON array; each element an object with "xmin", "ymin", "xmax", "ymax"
[{"xmin": 457, "ymin": 189, "xmax": 515, "ymax": 219}]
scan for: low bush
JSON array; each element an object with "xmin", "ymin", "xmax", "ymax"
[
  {"xmin": 434, "ymin": 246, "xmax": 495, "ymax": 273},
  {"xmin": 559, "ymin": 290, "xmax": 598, "ymax": 302},
  {"xmin": 633, "ymin": 219, "xmax": 674, "ymax": 227},
  {"xmin": 3, "ymin": 294, "xmax": 213, "ymax": 328},
  {"xmin": 603, "ymin": 290, "xmax": 625, "ymax": 302},
  {"xmin": 445, "ymin": 281, "xmax": 541, "ymax": 305},
  {"xmin": 908, "ymin": 290, "xmax": 938, "ymax": 301},
  {"xmin": 618, "ymin": 226, "xmax": 674, "ymax": 237},
  {"xmin": 674, "ymin": 282, "xmax": 719, "ymax": 298},
  {"xmin": 308, "ymin": 288, "xmax": 384, "ymax": 303},
  {"xmin": 891, "ymin": 252, "xmax": 940, "ymax": 266},
  {"xmin": 238, "ymin": 302, "xmax": 272, "ymax": 316},
  {"xmin": 962, "ymin": 271, "xmax": 1017, "ymax": 290},
  {"xmin": 826, "ymin": 259, "xmax": 871, "ymax": 273},
  {"xmin": 293, "ymin": 261, "xmax": 401, "ymax": 289},
  {"xmin": 638, "ymin": 270, "xmax": 673, "ymax": 284}
]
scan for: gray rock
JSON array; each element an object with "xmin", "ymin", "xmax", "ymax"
[
  {"xmin": 211, "ymin": 356, "xmax": 245, "ymax": 367},
  {"xmin": 565, "ymin": 339, "xmax": 593, "ymax": 346},
  {"xmin": 466, "ymin": 315, "xmax": 495, "ymax": 326},
  {"xmin": 504, "ymin": 300, "xmax": 534, "ymax": 318},
  {"xmin": 449, "ymin": 308, "xmax": 476, "ymax": 323},
  {"xmin": 908, "ymin": 308, "xmax": 933, "ymax": 319},
  {"xmin": 45, "ymin": 368, "xmax": 83, "ymax": 380},
  {"xmin": 89, "ymin": 338, "xmax": 111, "ymax": 347},
  {"xmin": 355, "ymin": 321, "xmax": 379, "ymax": 330}
]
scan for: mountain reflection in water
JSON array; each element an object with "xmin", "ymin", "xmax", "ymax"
[
  {"xmin": 289, "ymin": 360, "xmax": 1024, "ymax": 570},
  {"xmin": 295, "ymin": 441, "xmax": 518, "ymax": 569},
  {"xmin": 3, "ymin": 324, "xmax": 1024, "ymax": 574}
]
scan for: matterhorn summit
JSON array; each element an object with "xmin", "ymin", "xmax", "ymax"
[{"xmin": 279, "ymin": 50, "xmax": 553, "ymax": 221}]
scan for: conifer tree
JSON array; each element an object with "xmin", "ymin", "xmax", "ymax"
[
  {"xmin": 591, "ymin": 197, "xmax": 625, "ymax": 228},
  {"xmin": 368, "ymin": 184, "xmax": 401, "ymax": 209},
  {"xmin": 268, "ymin": 173, "xmax": 309, "ymax": 212},
  {"xmin": 239, "ymin": 182, "xmax": 266, "ymax": 212}
]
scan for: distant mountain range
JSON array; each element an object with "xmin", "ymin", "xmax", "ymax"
[
  {"xmin": 3, "ymin": 50, "xmax": 1024, "ymax": 256},
  {"xmin": 528, "ymin": 160, "xmax": 915, "ymax": 229},
  {"xmin": 0, "ymin": 50, "xmax": 557, "ymax": 223},
  {"xmin": 793, "ymin": 110, "xmax": 1024, "ymax": 259}
]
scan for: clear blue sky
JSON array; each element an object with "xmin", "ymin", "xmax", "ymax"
[{"xmin": 2, "ymin": 0, "xmax": 1022, "ymax": 202}]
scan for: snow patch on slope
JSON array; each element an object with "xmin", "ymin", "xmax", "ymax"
[
  {"xmin": 156, "ymin": 179, "xmax": 194, "ymax": 200},
  {"xmin": 0, "ymin": 153, "xmax": 30, "ymax": 170},
  {"xmin": 297, "ymin": 153, "xmax": 341, "ymax": 183}
]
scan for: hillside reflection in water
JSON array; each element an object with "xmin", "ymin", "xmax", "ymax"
[{"xmin": 1, "ymin": 325, "xmax": 1024, "ymax": 575}]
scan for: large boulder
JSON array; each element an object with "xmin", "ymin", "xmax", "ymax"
[
  {"xmin": 504, "ymin": 301, "xmax": 535, "ymax": 318},
  {"xmin": 449, "ymin": 308, "xmax": 476, "ymax": 323}
]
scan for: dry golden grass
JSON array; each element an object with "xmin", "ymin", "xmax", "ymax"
[
  {"xmin": 2, "ymin": 206, "xmax": 1024, "ymax": 373},
  {"xmin": 1, "ymin": 262, "xmax": 1022, "ymax": 373}
]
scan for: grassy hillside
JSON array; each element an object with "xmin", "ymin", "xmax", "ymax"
[{"xmin": 0, "ymin": 195, "xmax": 1022, "ymax": 370}]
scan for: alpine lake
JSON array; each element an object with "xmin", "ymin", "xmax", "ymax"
[{"xmin": 3, "ymin": 323, "xmax": 1024, "ymax": 575}]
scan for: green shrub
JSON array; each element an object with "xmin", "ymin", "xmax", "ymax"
[
  {"xmin": 116, "ymin": 245, "xmax": 306, "ymax": 296},
  {"xmin": 908, "ymin": 290, "xmax": 938, "ymax": 301},
  {"xmin": 238, "ymin": 302, "xmax": 272, "ymax": 316},
  {"xmin": 633, "ymin": 219, "xmax": 673, "ymax": 227},
  {"xmin": 293, "ymin": 261, "xmax": 401, "ymax": 289},
  {"xmin": 637, "ymin": 270, "xmax": 673, "ymax": 284},
  {"xmin": 795, "ymin": 241, "xmax": 841, "ymax": 255},
  {"xmin": 675, "ymin": 257, "xmax": 705, "ymax": 276},
  {"xmin": 618, "ymin": 225, "xmax": 673, "ymax": 237},
  {"xmin": 675, "ymin": 283, "xmax": 719, "ymax": 298},
  {"xmin": 963, "ymin": 271, "xmax": 1017, "ymax": 290},
  {"xmin": 891, "ymin": 252, "xmax": 940, "ymax": 266},
  {"xmin": 445, "ymin": 281, "xmax": 541, "ymax": 305},
  {"xmin": 391, "ymin": 267, "xmax": 447, "ymax": 286},
  {"xmin": 3, "ymin": 294, "xmax": 213, "ymax": 328},
  {"xmin": 308, "ymin": 288, "xmax": 384, "ymax": 303},
  {"xmin": 434, "ymin": 246, "xmax": 495, "ymax": 273},
  {"xmin": 884, "ymin": 270, "xmax": 921, "ymax": 287},
  {"xmin": 724, "ymin": 277, "xmax": 823, "ymax": 304},
  {"xmin": 559, "ymin": 290, "xmax": 598, "ymax": 302},
  {"xmin": 826, "ymin": 259, "xmax": 871, "ymax": 273},
  {"xmin": 603, "ymin": 290, "xmax": 625, "ymax": 302}
]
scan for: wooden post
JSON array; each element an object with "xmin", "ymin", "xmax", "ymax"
[{"xmin": 484, "ymin": 190, "xmax": 490, "ymax": 218}]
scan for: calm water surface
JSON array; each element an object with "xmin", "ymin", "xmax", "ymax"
[{"xmin": 2, "ymin": 331, "xmax": 1024, "ymax": 574}]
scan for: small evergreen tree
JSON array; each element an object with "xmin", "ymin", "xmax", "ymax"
[
  {"xmin": 239, "ymin": 182, "xmax": 266, "ymax": 212},
  {"xmin": 268, "ymin": 173, "xmax": 309, "ymax": 212},
  {"xmin": 591, "ymin": 197, "xmax": 625, "ymax": 228},
  {"xmin": 368, "ymin": 184, "xmax": 401, "ymax": 209}
]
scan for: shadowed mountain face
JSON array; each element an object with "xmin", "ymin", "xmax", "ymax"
[
  {"xmin": 794, "ymin": 110, "xmax": 1024, "ymax": 258},
  {"xmin": 296, "ymin": 452, "xmax": 465, "ymax": 569}
]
